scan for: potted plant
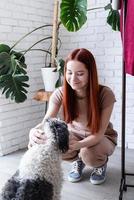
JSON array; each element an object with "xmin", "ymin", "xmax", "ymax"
[
  {"xmin": 0, "ymin": 24, "xmax": 64, "ymax": 103},
  {"xmin": 41, "ymin": 0, "xmax": 64, "ymax": 92}
]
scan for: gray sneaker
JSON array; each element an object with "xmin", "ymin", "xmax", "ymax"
[
  {"xmin": 90, "ymin": 164, "xmax": 107, "ymax": 185},
  {"xmin": 68, "ymin": 159, "xmax": 85, "ymax": 182}
]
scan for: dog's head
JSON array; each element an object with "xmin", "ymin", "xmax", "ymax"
[{"xmin": 43, "ymin": 118, "xmax": 69, "ymax": 153}]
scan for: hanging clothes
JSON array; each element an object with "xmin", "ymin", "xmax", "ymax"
[{"xmin": 120, "ymin": 0, "xmax": 134, "ymax": 76}]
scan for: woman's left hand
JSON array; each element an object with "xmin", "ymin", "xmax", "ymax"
[{"xmin": 69, "ymin": 140, "xmax": 81, "ymax": 151}]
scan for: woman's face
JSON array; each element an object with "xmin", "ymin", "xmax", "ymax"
[{"xmin": 66, "ymin": 60, "xmax": 89, "ymax": 91}]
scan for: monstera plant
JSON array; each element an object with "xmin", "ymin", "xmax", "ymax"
[
  {"xmin": 0, "ymin": 24, "xmax": 54, "ymax": 103},
  {"xmin": 0, "ymin": 8, "xmax": 66, "ymax": 104},
  {"xmin": 0, "ymin": 44, "xmax": 29, "ymax": 103}
]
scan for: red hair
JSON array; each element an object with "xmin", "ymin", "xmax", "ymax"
[{"xmin": 62, "ymin": 48, "xmax": 100, "ymax": 133}]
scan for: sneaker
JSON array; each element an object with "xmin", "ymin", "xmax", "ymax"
[
  {"xmin": 90, "ymin": 164, "xmax": 107, "ymax": 185},
  {"xmin": 68, "ymin": 159, "xmax": 85, "ymax": 182}
]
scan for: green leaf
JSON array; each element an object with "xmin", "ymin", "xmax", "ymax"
[
  {"xmin": 104, "ymin": 3, "xmax": 112, "ymax": 10},
  {"xmin": 11, "ymin": 50, "xmax": 25, "ymax": 63},
  {"xmin": 107, "ymin": 9, "xmax": 120, "ymax": 31},
  {"xmin": 60, "ymin": 0, "xmax": 87, "ymax": 32},
  {"xmin": 0, "ymin": 74, "xmax": 29, "ymax": 103},
  {"xmin": 0, "ymin": 52, "xmax": 12, "ymax": 75},
  {"xmin": 0, "ymin": 46, "xmax": 29, "ymax": 102},
  {"xmin": 55, "ymin": 58, "xmax": 65, "ymax": 75},
  {"xmin": 0, "ymin": 44, "xmax": 11, "ymax": 53},
  {"xmin": 55, "ymin": 78, "xmax": 62, "ymax": 88},
  {"xmin": 5, "ymin": 88, "xmax": 13, "ymax": 99}
]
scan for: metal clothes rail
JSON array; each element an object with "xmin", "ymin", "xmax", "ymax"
[{"xmin": 119, "ymin": 0, "xmax": 134, "ymax": 199}]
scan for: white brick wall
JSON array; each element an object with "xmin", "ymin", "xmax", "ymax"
[
  {"xmin": 0, "ymin": 0, "xmax": 53, "ymax": 155},
  {"xmin": 1, "ymin": 0, "xmax": 134, "ymax": 155}
]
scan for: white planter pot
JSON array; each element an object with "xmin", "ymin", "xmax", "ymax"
[
  {"xmin": 41, "ymin": 67, "xmax": 59, "ymax": 92},
  {"xmin": 111, "ymin": 0, "xmax": 121, "ymax": 10}
]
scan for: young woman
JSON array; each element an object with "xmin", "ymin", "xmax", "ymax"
[{"xmin": 28, "ymin": 48, "xmax": 117, "ymax": 185}]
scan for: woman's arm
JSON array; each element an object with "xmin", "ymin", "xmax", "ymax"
[
  {"xmin": 42, "ymin": 99, "xmax": 61, "ymax": 122},
  {"xmin": 28, "ymin": 98, "xmax": 61, "ymax": 147},
  {"xmin": 69, "ymin": 104, "xmax": 114, "ymax": 150}
]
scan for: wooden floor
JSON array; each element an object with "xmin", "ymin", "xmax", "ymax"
[{"xmin": 0, "ymin": 147, "xmax": 134, "ymax": 200}]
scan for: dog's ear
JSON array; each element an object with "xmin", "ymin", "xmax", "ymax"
[{"xmin": 54, "ymin": 121, "xmax": 69, "ymax": 153}]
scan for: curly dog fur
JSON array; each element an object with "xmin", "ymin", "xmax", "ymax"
[{"xmin": 1, "ymin": 118, "xmax": 69, "ymax": 200}]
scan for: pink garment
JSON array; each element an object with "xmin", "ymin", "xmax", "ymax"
[{"xmin": 120, "ymin": 0, "xmax": 134, "ymax": 76}]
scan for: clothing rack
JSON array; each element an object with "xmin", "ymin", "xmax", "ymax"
[{"xmin": 119, "ymin": 0, "xmax": 134, "ymax": 199}]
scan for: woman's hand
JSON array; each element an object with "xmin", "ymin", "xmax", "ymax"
[
  {"xmin": 28, "ymin": 128, "xmax": 47, "ymax": 148},
  {"xmin": 69, "ymin": 135, "xmax": 81, "ymax": 151},
  {"xmin": 69, "ymin": 141, "xmax": 81, "ymax": 151}
]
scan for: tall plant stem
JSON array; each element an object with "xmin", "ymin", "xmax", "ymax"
[
  {"xmin": 87, "ymin": 6, "xmax": 104, "ymax": 11},
  {"xmin": 20, "ymin": 49, "xmax": 51, "ymax": 55},
  {"xmin": 22, "ymin": 37, "xmax": 52, "ymax": 56},
  {"xmin": 51, "ymin": 0, "xmax": 59, "ymax": 67},
  {"xmin": 11, "ymin": 24, "xmax": 53, "ymax": 50}
]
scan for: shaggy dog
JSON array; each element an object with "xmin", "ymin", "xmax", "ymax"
[{"xmin": 1, "ymin": 118, "xmax": 69, "ymax": 200}]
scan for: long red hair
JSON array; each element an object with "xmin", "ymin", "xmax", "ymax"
[{"xmin": 62, "ymin": 48, "xmax": 100, "ymax": 133}]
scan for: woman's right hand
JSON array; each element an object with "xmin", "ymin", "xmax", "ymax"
[{"xmin": 28, "ymin": 128, "xmax": 47, "ymax": 148}]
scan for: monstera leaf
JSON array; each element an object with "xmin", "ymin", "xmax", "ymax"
[
  {"xmin": 11, "ymin": 50, "xmax": 25, "ymax": 63},
  {"xmin": 0, "ymin": 52, "xmax": 12, "ymax": 75},
  {"xmin": 0, "ymin": 74, "xmax": 29, "ymax": 103},
  {"xmin": 0, "ymin": 44, "xmax": 11, "ymax": 53},
  {"xmin": 107, "ymin": 9, "xmax": 120, "ymax": 31},
  {"xmin": 105, "ymin": 4, "xmax": 120, "ymax": 31},
  {"xmin": 54, "ymin": 58, "xmax": 65, "ymax": 88},
  {"xmin": 0, "ymin": 43, "xmax": 29, "ymax": 103},
  {"xmin": 60, "ymin": 0, "xmax": 87, "ymax": 32}
]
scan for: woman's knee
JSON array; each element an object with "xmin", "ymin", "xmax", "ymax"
[
  {"xmin": 80, "ymin": 147, "xmax": 107, "ymax": 167},
  {"xmin": 80, "ymin": 147, "xmax": 96, "ymax": 166}
]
